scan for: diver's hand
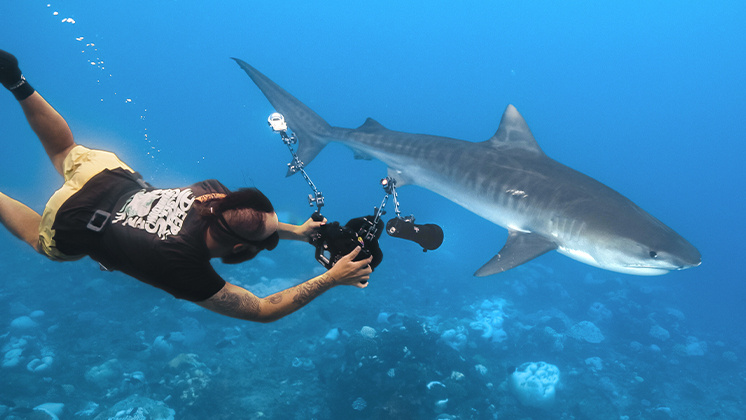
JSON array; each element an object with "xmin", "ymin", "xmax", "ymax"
[
  {"xmin": 0, "ymin": 49, "xmax": 34, "ymax": 100},
  {"xmin": 327, "ymin": 247, "xmax": 373, "ymax": 288},
  {"xmin": 277, "ymin": 217, "xmax": 326, "ymax": 241},
  {"xmin": 0, "ymin": 49, "xmax": 22, "ymax": 87},
  {"xmin": 298, "ymin": 216, "xmax": 326, "ymax": 240}
]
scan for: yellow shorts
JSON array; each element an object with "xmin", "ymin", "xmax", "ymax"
[{"xmin": 39, "ymin": 145, "xmax": 134, "ymax": 261}]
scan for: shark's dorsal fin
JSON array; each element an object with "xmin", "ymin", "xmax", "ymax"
[
  {"xmin": 474, "ymin": 230, "xmax": 556, "ymax": 276},
  {"xmin": 485, "ymin": 105, "xmax": 544, "ymax": 155},
  {"xmin": 357, "ymin": 118, "xmax": 387, "ymax": 133}
]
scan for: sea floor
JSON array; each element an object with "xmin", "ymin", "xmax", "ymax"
[{"xmin": 1, "ymin": 241, "xmax": 743, "ymax": 420}]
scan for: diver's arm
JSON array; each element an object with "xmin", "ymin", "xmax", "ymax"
[
  {"xmin": 277, "ymin": 216, "xmax": 326, "ymax": 241},
  {"xmin": 197, "ymin": 247, "xmax": 371, "ymax": 323}
]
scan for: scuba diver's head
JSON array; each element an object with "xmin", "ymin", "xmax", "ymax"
[{"xmin": 199, "ymin": 188, "xmax": 280, "ymax": 264}]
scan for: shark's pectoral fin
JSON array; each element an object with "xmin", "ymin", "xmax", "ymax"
[{"xmin": 474, "ymin": 231, "xmax": 557, "ymax": 276}]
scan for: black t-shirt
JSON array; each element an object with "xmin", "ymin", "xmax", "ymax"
[{"xmin": 53, "ymin": 168, "xmax": 228, "ymax": 301}]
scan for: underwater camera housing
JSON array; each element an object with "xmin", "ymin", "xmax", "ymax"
[
  {"xmin": 308, "ymin": 213, "xmax": 384, "ymax": 280},
  {"xmin": 267, "ymin": 112, "xmax": 442, "ymax": 277}
]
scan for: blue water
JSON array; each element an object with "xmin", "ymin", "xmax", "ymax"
[{"xmin": 1, "ymin": 1, "xmax": 744, "ymax": 419}]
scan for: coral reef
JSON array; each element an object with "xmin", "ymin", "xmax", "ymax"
[{"xmin": 0, "ymin": 252, "xmax": 742, "ymax": 420}]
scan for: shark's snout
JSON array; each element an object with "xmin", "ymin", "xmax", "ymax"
[
  {"xmin": 658, "ymin": 237, "xmax": 701, "ymax": 271},
  {"xmin": 676, "ymin": 245, "xmax": 702, "ymax": 269}
]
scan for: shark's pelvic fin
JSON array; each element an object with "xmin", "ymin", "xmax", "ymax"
[
  {"xmin": 485, "ymin": 104, "xmax": 544, "ymax": 156},
  {"xmin": 474, "ymin": 230, "xmax": 557, "ymax": 276}
]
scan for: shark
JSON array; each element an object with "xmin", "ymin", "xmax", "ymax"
[{"xmin": 233, "ymin": 58, "xmax": 701, "ymax": 276}]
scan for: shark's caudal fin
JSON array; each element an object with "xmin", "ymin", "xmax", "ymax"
[{"xmin": 233, "ymin": 58, "xmax": 332, "ymax": 175}]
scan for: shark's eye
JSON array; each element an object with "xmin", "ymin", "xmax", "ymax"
[{"xmin": 649, "ymin": 251, "xmax": 658, "ymax": 259}]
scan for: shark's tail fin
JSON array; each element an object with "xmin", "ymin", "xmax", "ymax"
[{"xmin": 233, "ymin": 58, "xmax": 332, "ymax": 176}]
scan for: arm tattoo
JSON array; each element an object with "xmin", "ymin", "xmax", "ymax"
[
  {"xmin": 202, "ymin": 273, "xmax": 337, "ymax": 322},
  {"xmin": 292, "ymin": 273, "xmax": 334, "ymax": 306},
  {"xmin": 267, "ymin": 289, "xmax": 293, "ymax": 305},
  {"xmin": 214, "ymin": 287, "xmax": 261, "ymax": 317}
]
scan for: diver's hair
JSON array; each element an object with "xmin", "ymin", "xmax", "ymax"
[{"xmin": 198, "ymin": 188, "xmax": 275, "ymax": 245}]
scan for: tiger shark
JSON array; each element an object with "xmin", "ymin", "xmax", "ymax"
[{"xmin": 233, "ymin": 58, "xmax": 701, "ymax": 276}]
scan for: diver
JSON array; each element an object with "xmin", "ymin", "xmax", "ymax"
[{"xmin": 0, "ymin": 49, "xmax": 373, "ymax": 322}]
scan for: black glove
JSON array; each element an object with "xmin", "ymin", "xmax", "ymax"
[{"xmin": 0, "ymin": 49, "xmax": 35, "ymax": 101}]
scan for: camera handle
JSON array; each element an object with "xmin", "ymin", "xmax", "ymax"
[
  {"xmin": 268, "ymin": 113, "xmax": 325, "ymax": 215},
  {"xmin": 374, "ymin": 176, "xmax": 444, "ymax": 251}
]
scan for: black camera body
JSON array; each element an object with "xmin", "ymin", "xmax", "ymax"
[{"xmin": 309, "ymin": 215, "xmax": 384, "ymax": 273}]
